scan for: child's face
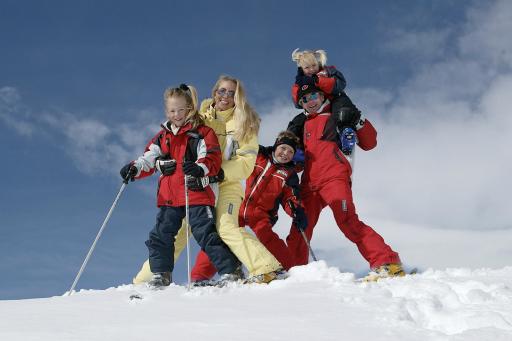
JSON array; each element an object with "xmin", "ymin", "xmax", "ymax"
[
  {"xmin": 274, "ymin": 144, "xmax": 295, "ymax": 164},
  {"xmin": 214, "ymin": 80, "xmax": 236, "ymax": 111},
  {"xmin": 165, "ymin": 96, "xmax": 190, "ymax": 127},
  {"xmin": 300, "ymin": 60, "xmax": 319, "ymax": 76},
  {"xmin": 300, "ymin": 92, "xmax": 324, "ymax": 114}
]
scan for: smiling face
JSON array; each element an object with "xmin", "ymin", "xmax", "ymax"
[
  {"xmin": 300, "ymin": 91, "xmax": 325, "ymax": 114},
  {"xmin": 274, "ymin": 144, "xmax": 295, "ymax": 164},
  {"xmin": 165, "ymin": 96, "xmax": 190, "ymax": 127},
  {"xmin": 300, "ymin": 60, "xmax": 320, "ymax": 76},
  {"xmin": 214, "ymin": 80, "xmax": 236, "ymax": 111}
]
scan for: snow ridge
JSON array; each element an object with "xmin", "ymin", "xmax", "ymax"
[{"xmin": 1, "ymin": 262, "xmax": 511, "ymax": 341}]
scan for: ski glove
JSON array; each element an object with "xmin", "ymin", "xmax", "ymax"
[
  {"xmin": 186, "ymin": 168, "xmax": 224, "ymax": 191},
  {"xmin": 294, "ymin": 207, "xmax": 308, "ymax": 231},
  {"xmin": 292, "ymin": 149, "xmax": 305, "ymax": 164},
  {"xmin": 337, "ymin": 107, "xmax": 362, "ymax": 130},
  {"xmin": 186, "ymin": 176, "xmax": 208, "ymax": 191},
  {"xmin": 182, "ymin": 161, "xmax": 205, "ymax": 178},
  {"xmin": 120, "ymin": 162, "xmax": 137, "ymax": 184},
  {"xmin": 295, "ymin": 68, "xmax": 318, "ymax": 87},
  {"xmin": 156, "ymin": 158, "xmax": 177, "ymax": 175},
  {"xmin": 209, "ymin": 168, "xmax": 225, "ymax": 183}
]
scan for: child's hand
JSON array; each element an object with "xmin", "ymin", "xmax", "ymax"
[
  {"xmin": 183, "ymin": 161, "xmax": 205, "ymax": 178},
  {"xmin": 156, "ymin": 158, "xmax": 177, "ymax": 175},
  {"xmin": 294, "ymin": 207, "xmax": 308, "ymax": 231},
  {"xmin": 120, "ymin": 162, "xmax": 137, "ymax": 184},
  {"xmin": 295, "ymin": 67, "xmax": 318, "ymax": 86}
]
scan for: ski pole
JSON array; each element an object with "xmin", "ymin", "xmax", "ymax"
[
  {"xmin": 184, "ymin": 174, "xmax": 192, "ymax": 291},
  {"xmin": 288, "ymin": 200, "xmax": 318, "ymax": 262},
  {"xmin": 67, "ymin": 181, "xmax": 128, "ymax": 296}
]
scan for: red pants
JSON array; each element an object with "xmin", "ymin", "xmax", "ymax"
[
  {"xmin": 286, "ymin": 178, "xmax": 400, "ymax": 269},
  {"xmin": 190, "ymin": 214, "xmax": 294, "ymax": 280},
  {"xmin": 191, "ymin": 251, "xmax": 216, "ymax": 281}
]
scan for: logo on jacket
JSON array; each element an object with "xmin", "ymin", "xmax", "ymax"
[
  {"xmin": 277, "ymin": 170, "xmax": 288, "ymax": 177},
  {"xmin": 301, "ymin": 85, "xmax": 309, "ymax": 91}
]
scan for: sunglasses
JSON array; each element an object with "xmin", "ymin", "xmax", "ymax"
[
  {"xmin": 216, "ymin": 88, "xmax": 236, "ymax": 98},
  {"xmin": 301, "ymin": 92, "xmax": 319, "ymax": 104}
]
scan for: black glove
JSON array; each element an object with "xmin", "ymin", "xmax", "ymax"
[
  {"xmin": 120, "ymin": 162, "xmax": 137, "ymax": 184},
  {"xmin": 182, "ymin": 161, "xmax": 205, "ymax": 178},
  {"xmin": 337, "ymin": 107, "xmax": 362, "ymax": 129},
  {"xmin": 156, "ymin": 158, "xmax": 176, "ymax": 176},
  {"xmin": 294, "ymin": 207, "xmax": 308, "ymax": 231},
  {"xmin": 209, "ymin": 168, "xmax": 225, "ymax": 183},
  {"xmin": 295, "ymin": 67, "xmax": 318, "ymax": 86},
  {"xmin": 186, "ymin": 176, "xmax": 208, "ymax": 191}
]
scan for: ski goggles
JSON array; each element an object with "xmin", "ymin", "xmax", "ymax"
[
  {"xmin": 216, "ymin": 88, "xmax": 236, "ymax": 98},
  {"xmin": 300, "ymin": 92, "xmax": 319, "ymax": 104}
]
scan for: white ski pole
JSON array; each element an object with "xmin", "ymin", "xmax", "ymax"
[
  {"xmin": 67, "ymin": 182, "xmax": 127, "ymax": 296},
  {"xmin": 184, "ymin": 174, "xmax": 192, "ymax": 290}
]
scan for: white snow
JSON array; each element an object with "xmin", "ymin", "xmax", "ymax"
[{"xmin": 1, "ymin": 261, "xmax": 511, "ymax": 341}]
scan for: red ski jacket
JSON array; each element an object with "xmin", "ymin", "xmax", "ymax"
[
  {"xmin": 134, "ymin": 121, "xmax": 222, "ymax": 207},
  {"xmin": 291, "ymin": 65, "xmax": 347, "ymax": 106},
  {"xmin": 289, "ymin": 102, "xmax": 377, "ymax": 191},
  {"xmin": 238, "ymin": 146, "xmax": 302, "ymax": 227}
]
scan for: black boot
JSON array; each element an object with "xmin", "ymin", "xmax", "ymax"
[{"xmin": 148, "ymin": 272, "xmax": 171, "ymax": 288}]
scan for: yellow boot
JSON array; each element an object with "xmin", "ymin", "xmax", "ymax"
[{"xmin": 363, "ymin": 263, "xmax": 406, "ymax": 282}]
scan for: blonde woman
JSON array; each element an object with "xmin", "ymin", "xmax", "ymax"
[{"xmin": 133, "ymin": 76, "xmax": 282, "ymax": 285}]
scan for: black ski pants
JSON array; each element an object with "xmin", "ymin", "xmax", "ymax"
[{"xmin": 146, "ymin": 205, "xmax": 240, "ymax": 275}]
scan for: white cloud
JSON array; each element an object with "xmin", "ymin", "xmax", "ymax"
[
  {"xmin": 257, "ymin": 0, "xmax": 512, "ymax": 272},
  {"xmin": 459, "ymin": 0, "xmax": 512, "ymax": 68},
  {"xmin": 0, "ymin": 87, "xmax": 34, "ymax": 136},
  {"xmin": 384, "ymin": 27, "xmax": 453, "ymax": 62},
  {"xmin": 0, "ymin": 89, "xmax": 162, "ymax": 175}
]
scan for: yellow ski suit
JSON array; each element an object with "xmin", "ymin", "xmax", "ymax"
[{"xmin": 133, "ymin": 99, "xmax": 281, "ymax": 283}]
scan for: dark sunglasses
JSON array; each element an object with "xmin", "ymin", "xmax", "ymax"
[
  {"xmin": 217, "ymin": 88, "xmax": 236, "ymax": 98},
  {"xmin": 301, "ymin": 92, "xmax": 319, "ymax": 104}
]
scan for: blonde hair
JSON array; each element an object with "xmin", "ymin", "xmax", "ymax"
[
  {"xmin": 163, "ymin": 84, "xmax": 203, "ymax": 129},
  {"xmin": 211, "ymin": 75, "xmax": 260, "ymax": 142},
  {"xmin": 291, "ymin": 48, "xmax": 328, "ymax": 68}
]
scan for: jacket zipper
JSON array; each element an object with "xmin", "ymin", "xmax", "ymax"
[{"xmin": 243, "ymin": 160, "xmax": 272, "ymax": 222}]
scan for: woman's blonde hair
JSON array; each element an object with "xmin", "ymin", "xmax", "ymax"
[
  {"xmin": 291, "ymin": 48, "xmax": 328, "ymax": 68},
  {"xmin": 163, "ymin": 84, "xmax": 203, "ymax": 129},
  {"xmin": 211, "ymin": 75, "xmax": 260, "ymax": 142}
]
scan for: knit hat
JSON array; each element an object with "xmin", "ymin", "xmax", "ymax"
[{"xmin": 274, "ymin": 135, "xmax": 298, "ymax": 153}]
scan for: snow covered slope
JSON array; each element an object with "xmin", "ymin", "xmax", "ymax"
[{"xmin": 1, "ymin": 262, "xmax": 511, "ymax": 341}]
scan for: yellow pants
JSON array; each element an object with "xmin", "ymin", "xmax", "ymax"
[{"xmin": 133, "ymin": 182, "xmax": 281, "ymax": 284}]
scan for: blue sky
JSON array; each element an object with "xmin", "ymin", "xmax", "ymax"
[{"xmin": 2, "ymin": 0, "xmax": 511, "ymax": 300}]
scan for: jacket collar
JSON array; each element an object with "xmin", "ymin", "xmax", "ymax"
[
  {"xmin": 161, "ymin": 120, "xmax": 193, "ymax": 135},
  {"xmin": 211, "ymin": 103, "xmax": 235, "ymax": 122}
]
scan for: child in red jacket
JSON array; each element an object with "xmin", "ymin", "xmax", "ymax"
[
  {"xmin": 120, "ymin": 84, "xmax": 240, "ymax": 288},
  {"xmin": 191, "ymin": 131, "xmax": 307, "ymax": 282},
  {"xmin": 291, "ymin": 48, "xmax": 358, "ymax": 116}
]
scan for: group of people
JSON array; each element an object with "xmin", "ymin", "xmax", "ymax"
[{"xmin": 120, "ymin": 49, "xmax": 404, "ymax": 288}]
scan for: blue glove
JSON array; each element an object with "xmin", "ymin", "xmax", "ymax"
[
  {"xmin": 183, "ymin": 161, "xmax": 205, "ymax": 178},
  {"xmin": 292, "ymin": 149, "xmax": 305, "ymax": 164},
  {"xmin": 294, "ymin": 207, "xmax": 308, "ymax": 231},
  {"xmin": 295, "ymin": 67, "xmax": 318, "ymax": 86}
]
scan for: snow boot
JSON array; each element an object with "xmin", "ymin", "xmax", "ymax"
[
  {"xmin": 244, "ymin": 268, "xmax": 282, "ymax": 284},
  {"xmin": 363, "ymin": 263, "xmax": 405, "ymax": 282},
  {"xmin": 148, "ymin": 272, "xmax": 171, "ymax": 288},
  {"xmin": 215, "ymin": 266, "xmax": 245, "ymax": 287}
]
